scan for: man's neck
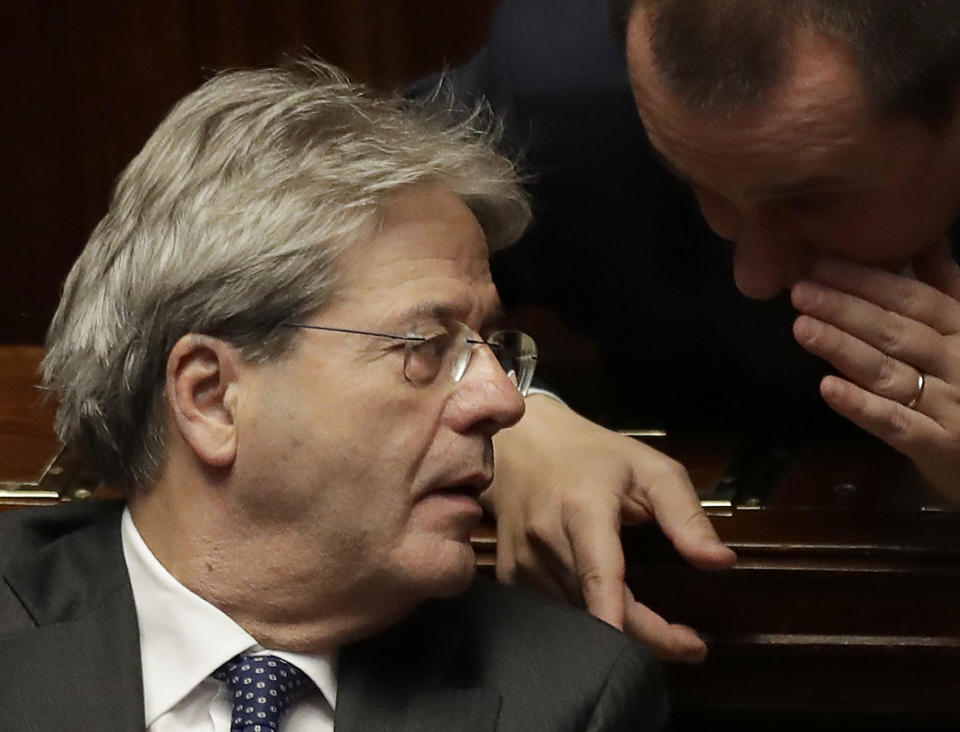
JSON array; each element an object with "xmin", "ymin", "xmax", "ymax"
[{"xmin": 128, "ymin": 468, "xmax": 416, "ymax": 654}]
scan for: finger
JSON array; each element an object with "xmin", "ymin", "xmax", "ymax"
[
  {"xmin": 496, "ymin": 516, "xmax": 577, "ymax": 604},
  {"xmin": 796, "ymin": 316, "xmax": 957, "ymax": 423},
  {"xmin": 624, "ymin": 455, "xmax": 736, "ymax": 569},
  {"xmin": 622, "ymin": 585, "xmax": 708, "ymax": 663},
  {"xmin": 493, "ymin": 512, "xmax": 520, "ymax": 585},
  {"xmin": 511, "ymin": 554, "xmax": 580, "ymax": 606},
  {"xmin": 792, "ymin": 282, "xmax": 949, "ymax": 378},
  {"xmin": 805, "ymin": 257, "xmax": 960, "ymax": 335},
  {"xmin": 562, "ymin": 496, "xmax": 629, "ymax": 630},
  {"xmin": 493, "ymin": 490, "xmax": 583, "ymax": 605},
  {"xmin": 523, "ymin": 500, "xmax": 589, "ymax": 605},
  {"xmin": 824, "ymin": 374, "xmax": 960, "ymax": 503},
  {"xmin": 819, "ymin": 375, "xmax": 945, "ymax": 456},
  {"xmin": 793, "ymin": 314, "xmax": 933, "ymax": 404},
  {"xmin": 913, "ymin": 239, "xmax": 960, "ymax": 302}
]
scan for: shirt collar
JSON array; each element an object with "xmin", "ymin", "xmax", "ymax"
[{"xmin": 121, "ymin": 507, "xmax": 338, "ymax": 726}]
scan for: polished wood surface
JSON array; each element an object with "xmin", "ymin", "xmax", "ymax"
[
  {"xmin": 0, "ymin": 346, "xmax": 57, "ymax": 485},
  {"xmin": 474, "ymin": 430, "xmax": 960, "ymax": 729},
  {"xmin": 0, "ymin": 346, "xmax": 105, "ymax": 506}
]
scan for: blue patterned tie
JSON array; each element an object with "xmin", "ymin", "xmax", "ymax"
[{"xmin": 213, "ymin": 654, "xmax": 316, "ymax": 732}]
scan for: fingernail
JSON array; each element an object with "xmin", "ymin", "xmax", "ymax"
[
  {"xmin": 791, "ymin": 281, "xmax": 823, "ymax": 309},
  {"xmin": 793, "ymin": 315, "xmax": 822, "ymax": 344},
  {"xmin": 821, "ymin": 376, "xmax": 841, "ymax": 399}
]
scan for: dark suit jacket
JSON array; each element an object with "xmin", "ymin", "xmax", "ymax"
[{"xmin": 0, "ymin": 500, "xmax": 667, "ymax": 731}]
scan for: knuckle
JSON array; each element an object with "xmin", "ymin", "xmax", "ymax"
[
  {"xmin": 660, "ymin": 456, "xmax": 689, "ymax": 483},
  {"xmin": 644, "ymin": 456, "xmax": 690, "ymax": 494},
  {"xmin": 883, "ymin": 402, "xmax": 914, "ymax": 443},
  {"xmin": 562, "ymin": 491, "xmax": 608, "ymax": 525},
  {"xmin": 680, "ymin": 505, "xmax": 709, "ymax": 531},
  {"xmin": 897, "ymin": 282, "xmax": 924, "ymax": 317},
  {"xmin": 524, "ymin": 514, "xmax": 556, "ymax": 549},
  {"xmin": 872, "ymin": 352, "xmax": 900, "ymax": 393},
  {"xmin": 580, "ymin": 565, "xmax": 622, "ymax": 590},
  {"xmin": 876, "ymin": 320, "xmax": 908, "ymax": 358}
]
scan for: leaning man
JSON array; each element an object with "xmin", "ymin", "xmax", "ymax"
[{"xmin": 0, "ymin": 61, "xmax": 666, "ymax": 731}]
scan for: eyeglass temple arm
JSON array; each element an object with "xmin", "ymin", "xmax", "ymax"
[{"xmin": 281, "ymin": 323, "xmax": 426, "ymax": 343}]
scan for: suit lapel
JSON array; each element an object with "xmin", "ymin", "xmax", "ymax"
[
  {"xmin": 0, "ymin": 502, "xmax": 144, "ymax": 731},
  {"xmin": 335, "ymin": 598, "xmax": 501, "ymax": 732}
]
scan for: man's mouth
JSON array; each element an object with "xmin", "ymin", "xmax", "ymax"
[{"xmin": 427, "ymin": 471, "xmax": 493, "ymax": 500}]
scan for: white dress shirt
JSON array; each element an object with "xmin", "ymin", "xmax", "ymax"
[{"xmin": 121, "ymin": 508, "xmax": 338, "ymax": 731}]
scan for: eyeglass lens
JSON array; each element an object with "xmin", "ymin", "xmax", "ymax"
[
  {"xmin": 487, "ymin": 330, "xmax": 537, "ymax": 395},
  {"xmin": 402, "ymin": 322, "xmax": 537, "ymax": 395}
]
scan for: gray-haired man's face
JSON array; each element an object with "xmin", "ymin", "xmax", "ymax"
[
  {"xmin": 627, "ymin": 8, "xmax": 960, "ymax": 299},
  {"xmin": 227, "ymin": 186, "xmax": 525, "ymax": 634}
]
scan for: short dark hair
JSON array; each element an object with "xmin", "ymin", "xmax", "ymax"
[{"xmin": 609, "ymin": 0, "xmax": 960, "ymax": 124}]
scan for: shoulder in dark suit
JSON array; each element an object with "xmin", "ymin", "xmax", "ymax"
[{"xmin": 0, "ymin": 501, "xmax": 667, "ymax": 732}]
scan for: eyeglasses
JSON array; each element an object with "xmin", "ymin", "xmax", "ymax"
[{"xmin": 281, "ymin": 321, "xmax": 538, "ymax": 396}]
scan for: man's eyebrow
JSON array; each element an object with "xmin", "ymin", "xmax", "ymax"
[
  {"xmin": 403, "ymin": 301, "xmax": 459, "ymax": 323},
  {"xmin": 392, "ymin": 300, "xmax": 506, "ymax": 328}
]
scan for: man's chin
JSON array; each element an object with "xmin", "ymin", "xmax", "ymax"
[
  {"xmin": 399, "ymin": 537, "xmax": 478, "ymax": 600},
  {"xmin": 433, "ymin": 555, "xmax": 477, "ymax": 598},
  {"xmin": 344, "ymin": 549, "xmax": 477, "ymax": 643}
]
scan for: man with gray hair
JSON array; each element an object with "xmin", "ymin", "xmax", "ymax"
[{"xmin": 0, "ymin": 60, "xmax": 666, "ymax": 730}]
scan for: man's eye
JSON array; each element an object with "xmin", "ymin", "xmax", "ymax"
[
  {"xmin": 414, "ymin": 331, "xmax": 453, "ymax": 360},
  {"xmin": 404, "ymin": 331, "xmax": 454, "ymax": 384}
]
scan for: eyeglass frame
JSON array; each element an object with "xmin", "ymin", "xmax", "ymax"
[{"xmin": 280, "ymin": 320, "xmax": 538, "ymax": 396}]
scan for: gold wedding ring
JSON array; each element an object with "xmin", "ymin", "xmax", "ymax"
[{"xmin": 906, "ymin": 372, "xmax": 926, "ymax": 410}]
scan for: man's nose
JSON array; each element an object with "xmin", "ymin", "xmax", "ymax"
[
  {"xmin": 448, "ymin": 345, "xmax": 526, "ymax": 435},
  {"xmin": 695, "ymin": 190, "xmax": 805, "ymax": 299},
  {"xmin": 731, "ymin": 236, "xmax": 795, "ymax": 300},
  {"xmin": 727, "ymin": 213, "xmax": 817, "ymax": 300}
]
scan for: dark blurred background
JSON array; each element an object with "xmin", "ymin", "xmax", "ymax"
[{"xmin": 1, "ymin": 0, "xmax": 498, "ymax": 345}]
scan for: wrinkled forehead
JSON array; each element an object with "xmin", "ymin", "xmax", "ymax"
[{"xmin": 329, "ymin": 186, "xmax": 501, "ymax": 328}]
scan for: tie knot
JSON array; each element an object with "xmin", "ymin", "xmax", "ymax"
[{"xmin": 213, "ymin": 654, "xmax": 316, "ymax": 732}]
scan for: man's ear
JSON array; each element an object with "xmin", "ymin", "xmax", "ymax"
[{"xmin": 165, "ymin": 334, "xmax": 244, "ymax": 469}]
